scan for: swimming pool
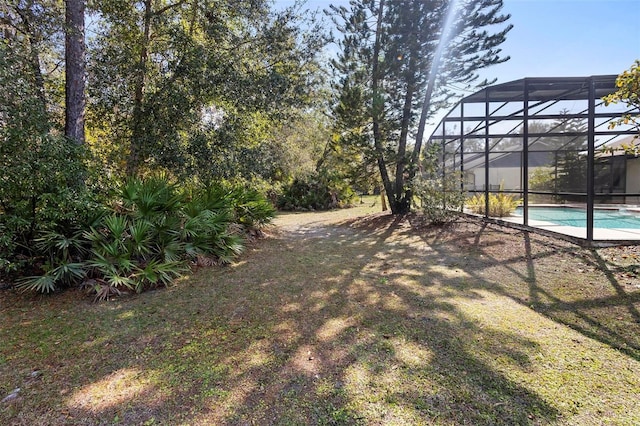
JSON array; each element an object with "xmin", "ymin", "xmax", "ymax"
[{"xmin": 513, "ymin": 206, "xmax": 640, "ymax": 229}]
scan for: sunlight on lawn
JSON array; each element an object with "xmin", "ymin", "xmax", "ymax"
[
  {"xmin": 316, "ymin": 316, "xmax": 356, "ymax": 342},
  {"xmin": 391, "ymin": 337, "xmax": 434, "ymax": 367},
  {"xmin": 2, "ymin": 207, "xmax": 639, "ymax": 425},
  {"xmin": 454, "ymin": 290, "xmax": 640, "ymax": 420},
  {"xmin": 428, "ymin": 263, "xmax": 471, "ymax": 278},
  {"xmin": 67, "ymin": 368, "xmax": 158, "ymax": 413}
]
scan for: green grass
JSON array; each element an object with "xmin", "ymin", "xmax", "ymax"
[{"xmin": 1, "ymin": 197, "xmax": 639, "ymax": 425}]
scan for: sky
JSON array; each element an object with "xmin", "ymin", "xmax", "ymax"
[
  {"xmin": 275, "ymin": 0, "xmax": 640, "ymax": 84},
  {"xmin": 273, "ymin": 0, "xmax": 640, "ymax": 133}
]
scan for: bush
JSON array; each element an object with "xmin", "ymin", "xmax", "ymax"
[
  {"xmin": 84, "ymin": 177, "xmax": 253, "ymax": 299},
  {"xmin": 528, "ymin": 168, "xmax": 556, "ymax": 204},
  {"xmin": 413, "ymin": 173, "xmax": 466, "ymax": 225},
  {"xmin": 0, "ymin": 134, "xmax": 97, "ymax": 276},
  {"xmin": 466, "ymin": 192, "xmax": 522, "ymax": 217},
  {"xmin": 414, "ymin": 144, "xmax": 465, "ymax": 224},
  {"xmin": 202, "ymin": 184, "xmax": 276, "ymax": 230},
  {"xmin": 277, "ymin": 173, "xmax": 356, "ymax": 211},
  {"xmin": 1, "ymin": 188, "xmax": 105, "ymax": 283},
  {"xmin": 14, "ymin": 176, "xmax": 274, "ymax": 298},
  {"xmin": 181, "ymin": 184, "xmax": 245, "ymax": 264},
  {"xmin": 82, "ymin": 177, "xmax": 190, "ymax": 298},
  {"xmin": 16, "ymin": 229, "xmax": 90, "ymax": 293}
]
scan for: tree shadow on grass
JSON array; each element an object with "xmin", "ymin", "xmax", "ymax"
[
  {"xmin": 171, "ymin": 216, "xmax": 555, "ymax": 424},
  {"xmin": 408, "ymin": 216, "xmax": 640, "ymax": 362},
  {"xmin": 3, "ymin": 212, "xmax": 637, "ymax": 424}
]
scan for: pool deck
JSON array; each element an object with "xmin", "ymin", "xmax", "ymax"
[
  {"xmin": 501, "ymin": 216, "xmax": 640, "ymax": 241},
  {"xmin": 464, "ymin": 203, "xmax": 640, "ymax": 244}
]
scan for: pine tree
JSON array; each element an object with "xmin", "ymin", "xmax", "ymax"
[{"xmin": 330, "ymin": 0, "xmax": 512, "ymax": 214}]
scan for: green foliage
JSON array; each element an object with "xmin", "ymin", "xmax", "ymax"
[
  {"xmin": 269, "ymin": 113, "xmax": 332, "ymax": 183},
  {"xmin": 329, "ymin": 0, "xmax": 512, "ymax": 214},
  {"xmin": 84, "ymin": 213, "xmax": 187, "ymax": 298},
  {"xmin": 1, "ymin": 33, "xmax": 98, "ymax": 277},
  {"xmin": 277, "ymin": 173, "xmax": 356, "ymax": 211},
  {"xmin": 184, "ymin": 183, "xmax": 275, "ymax": 230},
  {"xmin": 3, "ymin": 0, "xmax": 335, "ymax": 300},
  {"xmin": 1, "ymin": 33, "xmax": 90, "ymax": 259},
  {"xmin": 88, "ymin": 0, "xmax": 328, "ymax": 178},
  {"xmin": 84, "ymin": 176, "xmax": 230, "ymax": 297},
  {"xmin": 529, "ymin": 168, "xmax": 554, "ymax": 191},
  {"xmin": 528, "ymin": 168, "xmax": 556, "ymax": 203},
  {"xmin": 466, "ymin": 193, "xmax": 522, "ymax": 217},
  {"xmin": 0, "ymin": 135, "xmax": 101, "ymax": 279},
  {"xmin": 413, "ymin": 145, "xmax": 465, "ymax": 224},
  {"xmin": 180, "ymin": 186, "xmax": 243, "ymax": 264},
  {"xmin": 555, "ymin": 152, "xmax": 587, "ymax": 201},
  {"xmin": 603, "ymin": 60, "xmax": 640, "ymax": 140},
  {"xmin": 223, "ymin": 187, "xmax": 276, "ymax": 230},
  {"xmin": 15, "ymin": 229, "xmax": 90, "ymax": 293},
  {"xmin": 414, "ymin": 174, "xmax": 465, "ymax": 225},
  {"xmin": 526, "ymin": 112, "xmax": 588, "ymax": 203},
  {"xmin": 10, "ymin": 176, "xmax": 271, "ymax": 297},
  {"xmin": 0, "ymin": 217, "xmax": 29, "ymax": 276},
  {"xmin": 2, "ymin": 0, "xmax": 326, "ymax": 288}
]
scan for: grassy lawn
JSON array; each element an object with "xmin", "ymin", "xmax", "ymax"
[{"xmin": 2, "ymin": 197, "xmax": 640, "ymax": 425}]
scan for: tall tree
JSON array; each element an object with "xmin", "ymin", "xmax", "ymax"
[
  {"xmin": 0, "ymin": 0, "xmax": 63, "ymax": 127},
  {"xmin": 88, "ymin": 0, "xmax": 326, "ymax": 178},
  {"xmin": 1, "ymin": 1, "xmax": 88, "ymax": 246},
  {"xmin": 330, "ymin": 0, "xmax": 512, "ymax": 214},
  {"xmin": 64, "ymin": 0, "xmax": 85, "ymax": 144}
]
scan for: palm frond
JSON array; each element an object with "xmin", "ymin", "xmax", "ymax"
[{"xmin": 16, "ymin": 275, "xmax": 58, "ymax": 293}]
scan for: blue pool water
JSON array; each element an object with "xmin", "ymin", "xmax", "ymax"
[{"xmin": 513, "ymin": 207, "xmax": 640, "ymax": 229}]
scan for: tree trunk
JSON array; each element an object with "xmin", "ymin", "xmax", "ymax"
[
  {"xmin": 380, "ymin": 186, "xmax": 387, "ymax": 211},
  {"xmin": 64, "ymin": 0, "xmax": 85, "ymax": 144},
  {"xmin": 17, "ymin": 6, "xmax": 49, "ymax": 130},
  {"xmin": 127, "ymin": 0, "xmax": 153, "ymax": 176},
  {"xmin": 393, "ymin": 53, "xmax": 417, "ymax": 215},
  {"xmin": 370, "ymin": 0, "xmax": 398, "ymax": 213},
  {"xmin": 402, "ymin": 2, "xmax": 460, "ymax": 215}
]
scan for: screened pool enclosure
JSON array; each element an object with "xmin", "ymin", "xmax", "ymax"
[{"xmin": 428, "ymin": 75, "xmax": 640, "ymax": 246}]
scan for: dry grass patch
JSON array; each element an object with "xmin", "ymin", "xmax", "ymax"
[{"xmin": 1, "ymin": 199, "xmax": 639, "ymax": 425}]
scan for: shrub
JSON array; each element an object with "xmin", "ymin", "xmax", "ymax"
[
  {"xmin": 198, "ymin": 184, "xmax": 276, "ymax": 230},
  {"xmin": 181, "ymin": 185, "xmax": 244, "ymax": 264},
  {"xmin": 277, "ymin": 173, "xmax": 356, "ymax": 211},
  {"xmin": 83, "ymin": 176, "xmax": 239, "ymax": 299},
  {"xmin": 413, "ymin": 174, "xmax": 466, "ymax": 224},
  {"xmin": 17, "ymin": 230, "xmax": 89, "ymax": 293},
  {"xmin": 466, "ymin": 193, "xmax": 522, "ymax": 217},
  {"xmin": 0, "ymin": 216, "xmax": 29, "ymax": 277},
  {"xmin": 528, "ymin": 168, "xmax": 556, "ymax": 204},
  {"xmin": 414, "ymin": 144, "xmax": 466, "ymax": 224},
  {"xmin": 5, "ymin": 187, "xmax": 105, "ymax": 285},
  {"xmin": 83, "ymin": 213, "xmax": 188, "ymax": 299},
  {"xmin": 0, "ymin": 134, "xmax": 97, "ymax": 278},
  {"xmin": 14, "ymin": 176, "xmax": 273, "ymax": 298}
]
